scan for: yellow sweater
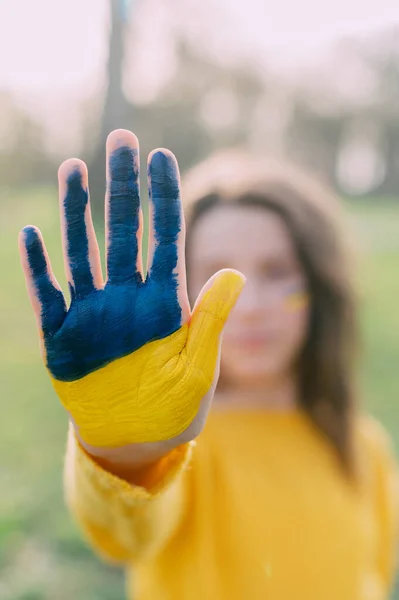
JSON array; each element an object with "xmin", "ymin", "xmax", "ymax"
[{"xmin": 65, "ymin": 409, "xmax": 399, "ymax": 600}]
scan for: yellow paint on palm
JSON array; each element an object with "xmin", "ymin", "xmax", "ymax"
[{"xmin": 50, "ymin": 270, "xmax": 245, "ymax": 448}]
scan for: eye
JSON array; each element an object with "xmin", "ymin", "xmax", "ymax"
[{"xmin": 259, "ymin": 261, "xmax": 295, "ymax": 281}]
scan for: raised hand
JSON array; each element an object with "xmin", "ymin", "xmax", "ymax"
[{"xmin": 19, "ymin": 130, "xmax": 245, "ymax": 453}]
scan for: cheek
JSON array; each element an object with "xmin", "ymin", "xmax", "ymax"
[{"xmin": 279, "ymin": 301, "xmax": 310, "ymax": 349}]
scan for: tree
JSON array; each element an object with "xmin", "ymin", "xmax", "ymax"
[{"xmin": 88, "ymin": 0, "xmax": 132, "ymax": 220}]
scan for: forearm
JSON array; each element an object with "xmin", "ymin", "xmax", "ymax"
[{"xmin": 64, "ymin": 426, "xmax": 193, "ymax": 563}]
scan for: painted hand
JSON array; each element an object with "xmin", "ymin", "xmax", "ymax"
[{"xmin": 19, "ymin": 130, "xmax": 245, "ymax": 449}]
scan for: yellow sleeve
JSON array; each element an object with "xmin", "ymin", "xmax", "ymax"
[
  {"xmin": 374, "ymin": 427, "xmax": 399, "ymax": 589},
  {"xmin": 64, "ymin": 426, "xmax": 193, "ymax": 565},
  {"xmin": 362, "ymin": 417, "xmax": 399, "ymax": 590}
]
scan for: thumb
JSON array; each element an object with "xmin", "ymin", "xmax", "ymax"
[{"xmin": 186, "ymin": 269, "xmax": 246, "ymax": 364}]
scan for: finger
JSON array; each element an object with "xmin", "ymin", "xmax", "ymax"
[
  {"xmin": 19, "ymin": 225, "xmax": 67, "ymax": 338},
  {"xmin": 147, "ymin": 149, "xmax": 190, "ymax": 323},
  {"xmin": 58, "ymin": 159, "xmax": 103, "ymax": 299},
  {"xmin": 186, "ymin": 269, "xmax": 245, "ymax": 364},
  {"xmin": 106, "ymin": 129, "xmax": 142, "ymax": 284}
]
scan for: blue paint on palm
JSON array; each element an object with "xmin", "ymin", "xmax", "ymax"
[
  {"xmin": 23, "ymin": 147, "xmax": 182, "ymax": 382},
  {"xmin": 63, "ymin": 171, "xmax": 95, "ymax": 299},
  {"xmin": 148, "ymin": 150, "xmax": 181, "ymax": 288},
  {"xmin": 23, "ymin": 227, "xmax": 67, "ymax": 336},
  {"xmin": 107, "ymin": 146, "xmax": 142, "ymax": 285}
]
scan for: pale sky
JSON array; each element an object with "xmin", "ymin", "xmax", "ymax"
[
  {"xmin": 0, "ymin": 0, "xmax": 398, "ymax": 92},
  {"xmin": 0, "ymin": 0, "xmax": 397, "ymax": 153},
  {"xmin": 0, "ymin": 0, "xmax": 107, "ymax": 91},
  {"xmin": 222, "ymin": 0, "xmax": 399, "ymax": 60}
]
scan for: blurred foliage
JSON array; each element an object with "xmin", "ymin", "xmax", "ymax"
[
  {"xmin": 0, "ymin": 5, "xmax": 398, "ymax": 204},
  {"xmin": 0, "ymin": 92, "xmax": 53, "ymax": 188}
]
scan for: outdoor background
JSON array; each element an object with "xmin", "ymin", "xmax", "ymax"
[{"xmin": 0, "ymin": 0, "xmax": 399, "ymax": 598}]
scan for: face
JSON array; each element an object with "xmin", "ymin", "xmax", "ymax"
[{"xmin": 188, "ymin": 205, "xmax": 310, "ymax": 388}]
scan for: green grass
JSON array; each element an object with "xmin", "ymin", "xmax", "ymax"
[
  {"xmin": 0, "ymin": 187, "xmax": 125, "ymax": 599},
  {"xmin": 0, "ymin": 188, "xmax": 398, "ymax": 598},
  {"xmin": 347, "ymin": 201, "xmax": 399, "ymax": 432}
]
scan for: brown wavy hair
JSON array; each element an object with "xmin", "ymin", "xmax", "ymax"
[{"xmin": 182, "ymin": 150, "xmax": 359, "ymax": 474}]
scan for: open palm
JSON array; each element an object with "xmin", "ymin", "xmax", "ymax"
[{"xmin": 19, "ymin": 130, "xmax": 244, "ymax": 448}]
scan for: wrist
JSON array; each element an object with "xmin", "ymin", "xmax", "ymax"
[{"xmin": 73, "ymin": 421, "xmax": 177, "ymax": 473}]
